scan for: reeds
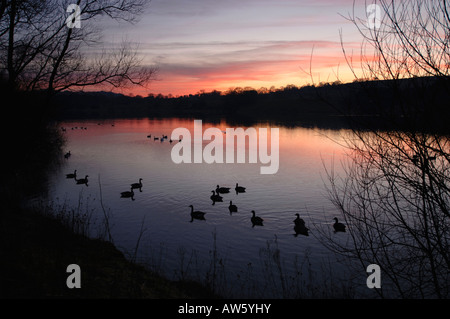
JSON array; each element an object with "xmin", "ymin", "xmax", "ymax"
[{"xmin": 141, "ymin": 230, "xmax": 358, "ymax": 299}]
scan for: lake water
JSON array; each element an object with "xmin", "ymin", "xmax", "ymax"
[{"xmin": 41, "ymin": 117, "xmax": 374, "ymax": 298}]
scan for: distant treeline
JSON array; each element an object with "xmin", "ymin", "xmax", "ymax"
[{"xmin": 53, "ymin": 76, "xmax": 450, "ymax": 132}]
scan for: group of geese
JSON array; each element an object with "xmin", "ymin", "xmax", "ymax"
[
  {"xmin": 190, "ymin": 183, "xmax": 347, "ymax": 236},
  {"xmin": 66, "ymin": 167, "xmax": 144, "ymax": 199},
  {"xmin": 64, "ymin": 153, "xmax": 346, "ymax": 235},
  {"xmin": 65, "ymin": 169, "xmax": 89, "ymax": 186},
  {"xmin": 120, "ymin": 178, "xmax": 143, "ymax": 200},
  {"xmin": 189, "ymin": 183, "xmax": 246, "ymax": 223},
  {"xmin": 209, "ymin": 183, "xmax": 246, "ymax": 204},
  {"xmin": 146, "ymin": 133, "xmax": 181, "ymax": 144},
  {"xmin": 61, "ymin": 126, "xmax": 88, "ymax": 132},
  {"xmin": 291, "ymin": 215, "xmax": 346, "ymax": 236},
  {"xmin": 64, "ymin": 152, "xmax": 88, "ymax": 185}
]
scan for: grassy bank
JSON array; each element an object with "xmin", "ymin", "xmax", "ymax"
[{"xmin": 0, "ymin": 203, "xmax": 218, "ymax": 299}]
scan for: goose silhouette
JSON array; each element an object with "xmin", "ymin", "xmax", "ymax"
[
  {"xmin": 294, "ymin": 224, "xmax": 309, "ymax": 237},
  {"xmin": 293, "ymin": 214, "xmax": 309, "ymax": 236},
  {"xmin": 64, "ymin": 151, "xmax": 71, "ymax": 159},
  {"xmin": 216, "ymin": 185, "xmax": 230, "ymax": 194},
  {"xmin": 293, "ymin": 213, "xmax": 306, "ymax": 227},
  {"xmin": 210, "ymin": 190, "xmax": 223, "ymax": 202},
  {"xmin": 235, "ymin": 183, "xmax": 246, "ymax": 194},
  {"xmin": 228, "ymin": 201, "xmax": 238, "ymax": 214},
  {"xmin": 189, "ymin": 205, "xmax": 206, "ymax": 222},
  {"xmin": 76, "ymin": 175, "xmax": 88, "ymax": 186},
  {"xmin": 66, "ymin": 170, "xmax": 77, "ymax": 179},
  {"xmin": 120, "ymin": 187, "xmax": 135, "ymax": 200},
  {"xmin": 333, "ymin": 217, "xmax": 346, "ymax": 232},
  {"xmin": 251, "ymin": 210, "xmax": 264, "ymax": 227},
  {"xmin": 131, "ymin": 178, "xmax": 143, "ymax": 190}
]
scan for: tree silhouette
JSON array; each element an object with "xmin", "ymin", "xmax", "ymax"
[
  {"xmin": 0, "ymin": 0, "xmax": 155, "ymax": 96},
  {"xmin": 320, "ymin": 0, "xmax": 450, "ymax": 298}
]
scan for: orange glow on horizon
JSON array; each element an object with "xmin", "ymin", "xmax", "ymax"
[{"xmin": 111, "ymin": 52, "xmax": 363, "ymax": 97}]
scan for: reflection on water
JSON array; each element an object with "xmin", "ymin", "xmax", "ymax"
[{"xmin": 43, "ymin": 118, "xmax": 359, "ymax": 298}]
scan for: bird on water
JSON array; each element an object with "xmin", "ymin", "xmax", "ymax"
[
  {"xmin": 216, "ymin": 185, "xmax": 230, "ymax": 194},
  {"xmin": 189, "ymin": 205, "xmax": 206, "ymax": 222},
  {"xmin": 251, "ymin": 210, "xmax": 264, "ymax": 227},
  {"xmin": 333, "ymin": 217, "xmax": 346, "ymax": 232},
  {"xmin": 120, "ymin": 187, "xmax": 135, "ymax": 200},
  {"xmin": 76, "ymin": 175, "xmax": 89, "ymax": 186},
  {"xmin": 131, "ymin": 178, "xmax": 143, "ymax": 190},
  {"xmin": 228, "ymin": 201, "xmax": 238, "ymax": 214},
  {"xmin": 293, "ymin": 214, "xmax": 309, "ymax": 236},
  {"xmin": 235, "ymin": 183, "xmax": 246, "ymax": 194},
  {"xmin": 66, "ymin": 170, "xmax": 77, "ymax": 179},
  {"xmin": 210, "ymin": 190, "xmax": 223, "ymax": 202}
]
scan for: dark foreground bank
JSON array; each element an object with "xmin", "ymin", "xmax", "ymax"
[
  {"xmin": 0, "ymin": 89, "xmax": 217, "ymax": 299},
  {"xmin": 0, "ymin": 204, "xmax": 218, "ymax": 299}
]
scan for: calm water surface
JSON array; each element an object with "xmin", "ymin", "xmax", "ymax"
[{"xmin": 43, "ymin": 118, "xmax": 362, "ymax": 298}]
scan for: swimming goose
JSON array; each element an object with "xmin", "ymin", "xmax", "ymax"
[
  {"xmin": 66, "ymin": 170, "xmax": 77, "ymax": 179},
  {"xmin": 210, "ymin": 190, "xmax": 223, "ymax": 202},
  {"xmin": 235, "ymin": 183, "xmax": 246, "ymax": 193},
  {"xmin": 228, "ymin": 201, "xmax": 238, "ymax": 214},
  {"xmin": 216, "ymin": 185, "xmax": 231, "ymax": 193},
  {"xmin": 333, "ymin": 217, "xmax": 346, "ymax": 232},
  {"xmin": 294, "ymin": 224, "xmax": 309, "ymax": 237},
  {"xmin": 294, "ymin": 214, "xmax": 309, "ymax": 236},
  {"xmin": 251, "ymin": 210, "xmax": 264, "ymax": 226},
  {"xmin": 76, "ymin": 175, "xmax": 89, "ymax": 185},
  {"xmin": 131, "ymin": 178, "xmax": 143, "ymax": 189},
  {"xmin": 64, "ymin": 151, "xmax": 71, "ymax": 159},
  {"xmin": 293, "ymin": 213, "xmax": 306, "ymax": 227},
  {"xmin": 189, "ymin": 205, "xmax": 206, "ymax": 221},
  {"xmin": 121, "ymin": 187, "xmax": 134, "ymax": 199}
]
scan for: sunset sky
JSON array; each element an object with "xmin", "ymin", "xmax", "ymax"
[{"xmin": 101, "ymin": 0, "xmax": 371, "ymax": 96}]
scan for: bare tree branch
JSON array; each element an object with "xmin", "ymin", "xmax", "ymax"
[
  {"xmin": 0, "ymin": 0, "xmax": 156, "ymax": 96},
  {"xmin": 321, "ymin": 0, "xmax": 450, "ymax": 298}
]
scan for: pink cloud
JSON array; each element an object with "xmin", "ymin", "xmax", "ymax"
[{"xmin": 141, "ymin": 48, "xmax": 360, "ymax": 96}]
